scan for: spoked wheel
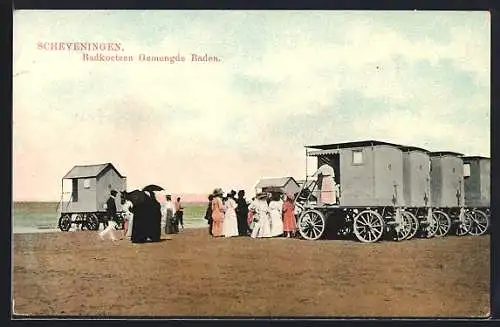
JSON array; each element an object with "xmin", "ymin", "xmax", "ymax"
[
  {"xmin": 75, "ymin": 214, "xmax": 85, "ymax": 230},
  {"xmin": 422, "ymin": 214, "xmax": 438, "ymax": 238},
  {"xmin": 433, "ymin": 210, "xmax": 451, "ymax": 237},
  {"xmin": 393, "ymin": 212, "xmax": 411, "ymax": 242},
  {"xmin": 455, "ymin": 212, "xmax": 473, "ymax": 236},
  {"xmin": 85, "ymin": 213, "xmax": 99, "ymax": 231},
  {"xmin": 298, "ymin": 209, "xmax": 326, "ymax": 240},
  {"xmin": 58, "ymin": 214, "xmax": 72, "ymax": 232},
  {"xmin": 353, "ymin": 210, "xmax": 384, "ymax": 243},
  {"xmin": 404, "ymin": 211, "xmax": 419, "ymax": 240},
  {"xmin": 468, "ymin": 209, "xmax": 489, "ymax": 236}
]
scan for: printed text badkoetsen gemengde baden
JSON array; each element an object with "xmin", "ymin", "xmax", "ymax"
[{"xmin": 37, "ymin": 42, "xmax": 222, "ymax": 63}]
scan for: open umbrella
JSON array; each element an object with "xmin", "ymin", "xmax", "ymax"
[{"xmin": 142, "ymin": 184, "xmax": 165, "ymax": 193}]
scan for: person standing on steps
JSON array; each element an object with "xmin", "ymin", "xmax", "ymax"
[{"xmin": 313, "ymin": 164, "xmax": 337, "ymax": 205}]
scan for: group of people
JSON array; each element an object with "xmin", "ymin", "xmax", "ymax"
[
  {"xmin": 204, "ymin": 188, "xmax": 298, "ymax": 239},
  {"xmin": 98, "ymin": 189, "xmax": 186, "ymax": 243},
  {"xmin": 98, "ymin": 185, "xmax": 301, "ymax": 243}
]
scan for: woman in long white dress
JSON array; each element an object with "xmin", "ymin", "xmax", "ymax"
[
  {"xmin": 123, "ymin": 199, "xmax": 134, "ymax": 238},
  {"xmin": 153, "ymin": 191, "xmax": 167, "ymax": 235},
  {"xmin": 313, "ymin": 164, "xmax": 337, "ymax": 205},
  {"xmin": 223, "ymin": 193, "xmax": 239, "ymax": 237},
  {"xmin": 269, "ymin": 193, "xmax": 284, "ymax": 237},
  {"xmin": 249, "ymin": 192, "xmax": 272, "ymax": 238},
  {"xmin": 164, "ymin": 194, "xmax": 176, "ymax": 234}
]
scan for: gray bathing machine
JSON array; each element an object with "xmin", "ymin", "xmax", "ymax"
[
  {"xmin": 462, "ymin": 156, "xmax": 490, "ymax": 235},
  {"xmin": 399, "ymin": 146, "xmax": 438, "ymax": 238},
  {"xmin": 298, "ymin": 140, "xmax": 418, "ymax": 243},
  {"xmin": 57, "ymin": 163, "xmax": 127, "ymax": 231},
  {"xmin": 429, "ymin": 152, "xmax": 472, "ymax": 236}
]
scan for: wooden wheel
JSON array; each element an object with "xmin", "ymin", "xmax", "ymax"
[
  {"xmin": 85, "ymin": 213, "xmax": 99, "ymax": 231},
  {"xmin": 468, "ymin": 209, "xmax": 489, "ymax": 236},
  {"xmin": 353, "ymin": 210, "xmax": 384, "ymax": 243},
  {"xmin": 393, "ymin": 211, "xmax": 411, "ymax": 242},
  {"xmin": 298, "ymin": 209, "xmax": 326, "ymax": 240},
  {"xmin": 455, "ymin": 211, "xmax": 472, "ymax": 236},
  {"xmin": 58, "ymin": 214, "xmax": 72, "ymax": 232},
  {"xmin": 75, "ymin": 214, "xmax": 85, "ymax": 230},
  {"xmin": 423, "ymin": 214, "xmax": 438, "ymax": 238},
  {"xmin": 433, "ymin": 210, "xmax": 451, "ymax": 237},
  {"xmin": 404, "ymin": 211, "xmax": 419, "ymax": 240}
]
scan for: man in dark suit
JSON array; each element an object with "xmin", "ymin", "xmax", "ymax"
[
  {"xmin": 104, "ymin": 190, "xmax": 118, "ymax": 229},
  {"xmin": 175, "ymin": 197, "xmax": 184, "ymax": 230},
  {"xmin": 205, "ymin": 194, "xmax": 214, "ymax": 235}
]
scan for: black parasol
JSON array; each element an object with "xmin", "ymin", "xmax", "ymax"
[{"xmin": 142, "ymin": 184, "xmax": 165, "ymax": 193}]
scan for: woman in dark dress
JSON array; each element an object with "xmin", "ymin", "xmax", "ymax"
[{"xmin": 236, "ymin": 190, "xmax": 249, "ymax": 236}]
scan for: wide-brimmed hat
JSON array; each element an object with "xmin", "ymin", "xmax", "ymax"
[{"xmin": 213, "ymin": 188, "xmax": 223, "ymax": 197}]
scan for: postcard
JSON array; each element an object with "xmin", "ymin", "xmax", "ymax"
[{"xmin": 12, "ymin": 10, "xmax": 491, "ymax": 318}]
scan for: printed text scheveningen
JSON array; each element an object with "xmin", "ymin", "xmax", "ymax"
[{"xmin": 37, "ymin": 42, "xmax": 122, "ymax": 51}]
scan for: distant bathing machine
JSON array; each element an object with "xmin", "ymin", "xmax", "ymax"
[
  {"xmin": 294, "ymin": 140, "xmax": 490, "ymax": 243},
  {"xmin": 254, "ymin": 177, "xmax": 301, "ymax": 198},
  {"xmin": 57, "ymin": 163, "xmax": 127, "ymax": 232}
]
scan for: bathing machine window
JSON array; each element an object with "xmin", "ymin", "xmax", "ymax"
[
  {"xmin": 352, "ymin": 150, "xmax": 363, "ymax": 165},
  {"xmin": 463, "ymin": 164, "xmax": 471, "ymax": 177}
]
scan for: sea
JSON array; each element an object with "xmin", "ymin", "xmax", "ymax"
[{"xmin": 12, "ymin": 201, "xmax": 209, "ymax": 234}]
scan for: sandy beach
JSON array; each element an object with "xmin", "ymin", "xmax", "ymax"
[{"xmin": 12, "ymin": 228, "xmax": 490, "ymax": 317}]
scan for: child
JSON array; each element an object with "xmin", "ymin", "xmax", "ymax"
[{"xmin": 99, "ymin": 219, "xmax": 119, "ymax": 243}]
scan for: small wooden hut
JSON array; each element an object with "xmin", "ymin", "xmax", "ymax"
[
  {"xmin": 60, "ymin": 163, "xmax": 127, "ymax": 214},
  {"xmin": 254, "ymin": 177, "xmax": 301, "ymax": 196}
]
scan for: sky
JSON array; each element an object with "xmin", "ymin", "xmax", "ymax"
[{"xmin": 13, "ymin": 10, "xmax": 490, "ymax": 201}]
